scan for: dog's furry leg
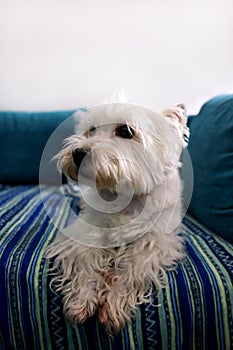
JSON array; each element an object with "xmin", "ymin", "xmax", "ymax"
[
  {"xmin": 97, "ymin": 270, "xmax": 134, "ymax": 334},
  {"xmin": 98, "ymin": 294, "xmax": 132, "ymax": 334},
  {"xmin": 47, "ymin": 241, "xmax": 101, "ymax": 324},
  {"xmin": 63, "ymin": 278, "xmax": 98, "ymax": 324}
]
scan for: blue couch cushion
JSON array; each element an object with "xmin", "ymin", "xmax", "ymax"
[
  {"xmin": 187, "ymin": 95, "xmax": 233, "ymax": 242},
  {"xmin": 0, "ymin": 110, "xmax": 75, "ymax": 184}
]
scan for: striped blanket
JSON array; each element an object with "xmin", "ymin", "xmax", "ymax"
[{"xmin": 0, "ymin": 185, "xmax": 232, "ymax": 350}]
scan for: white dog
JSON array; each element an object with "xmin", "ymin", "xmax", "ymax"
[{"xmin": 47, "ymin": 102, "xmax": 189, "ymax": 334}]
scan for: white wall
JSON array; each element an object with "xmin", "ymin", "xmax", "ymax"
[{"xmin": 0, "ymin": 0, "xmax": 233, "ymax": 114}]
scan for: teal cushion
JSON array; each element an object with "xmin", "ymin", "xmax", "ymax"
[
  {"xmin": 0, "ymin": 110, "xmax": 75, "ymax": 184},
  {"xmin": 187, "ymin": 95, "xmax": 233, "ymax": 242}
]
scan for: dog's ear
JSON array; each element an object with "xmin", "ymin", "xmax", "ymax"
[
  {"xmin": 161, "ymin": 104, "xmax": 187, "ymax": 127},
  {"xmin": 161, "ymin": 104, "xmax": 189, "ymax": 145}
]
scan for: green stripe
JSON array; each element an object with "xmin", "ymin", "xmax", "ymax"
[
  {"xmin": 164, "ymin": 282, "xmax": 176, "ymax": 350},
  {"xmin": 186, "ymin": 241, "xmax": 207, "ymax": 348},
  {"xmin": 171, "ymin": 271, "xmax": 183, "ymax": 348},
  {"xmin": 73, "ymin": 325, "xmax": 87, "ymax": 350},
  {"xmin": 135, "ymin": 308, "xmax": 144, "ymax": 350},
  {"xmin": 95, "ymin": 317, "xmax": 103, "ymax": 350},
  {"xmin": 157, "ymin": 291, "xmax": 168, "ymax": 350},
  {"xmin": 127, "ymin": 323, "xmax": 136, "ymax": 350},
  {"xmin": 180, "ymin": 254, "xmax": 197, "ymax": 349}
]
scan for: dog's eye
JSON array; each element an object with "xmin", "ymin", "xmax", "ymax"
[
  {"xmin": 115, "ymin": 124, "xmax": 135, "ymax": 139},
  {"xmin": 85, "ymin": 126, "xmax": 96, "ymax": 137}
]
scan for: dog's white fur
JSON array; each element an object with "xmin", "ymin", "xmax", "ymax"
[{"xmin": 47, "ymin": 102, "xmax": 189, "ymax": 334}]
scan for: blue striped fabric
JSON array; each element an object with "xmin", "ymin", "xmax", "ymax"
[{"xmin": 0, "ymin": 185, "xmax": 232, "ymax": 350}]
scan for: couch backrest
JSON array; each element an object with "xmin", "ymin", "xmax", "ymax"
[
  {"xmin": 185, "ymin": 94, "xmax": 233, "ymax": 242},
  {"xmin": 0, "ymin": 110, "xmax": 75, "ymax": 184}
]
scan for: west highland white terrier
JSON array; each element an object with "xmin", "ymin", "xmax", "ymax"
[{"xmin": 47, "ymin": 102, "xmax": 189, "ymax": 334}]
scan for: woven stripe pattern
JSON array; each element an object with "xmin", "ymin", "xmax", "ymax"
[{"xmin": 0, "ymin": 185, "xmax": 232, "ymax": 350}]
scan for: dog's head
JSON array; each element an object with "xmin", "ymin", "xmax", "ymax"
[{"xmin": 56, "ymin": 103, "xmax": 189, "ymax": 196}]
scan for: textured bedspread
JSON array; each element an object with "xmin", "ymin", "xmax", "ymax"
[{"xmin": 0, "ymin": 185, "xmax": 232, "ymax": 350}]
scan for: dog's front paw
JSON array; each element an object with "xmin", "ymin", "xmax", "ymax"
[
  {"xmin": 98, "ymin": 299, "xmax": 121, "ymax": 334},
  {"xmin": 66, "ymin": 306, "xmax": 92, "ymax": 324},
  {"xmin": 65, "ymin": 300, "xmax": 97, "ymax": 324},
  {"xmin": 98, "ymin": 297, "xmax": 132, "ymax": 334}
]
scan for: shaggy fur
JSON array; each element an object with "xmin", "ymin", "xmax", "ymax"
[{"xmin": 46, "ymin": 102, "xmax": 189, "ymax": 334}]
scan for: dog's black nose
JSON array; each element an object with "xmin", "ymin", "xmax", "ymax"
[{"xmin": 72, "ymin": 148, "xmax": 88, "ymax": 167}]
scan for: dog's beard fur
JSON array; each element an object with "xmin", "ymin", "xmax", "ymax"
[{"xmin": 46, "ymin": 102, "xmax": 189, "ymax": 334}]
